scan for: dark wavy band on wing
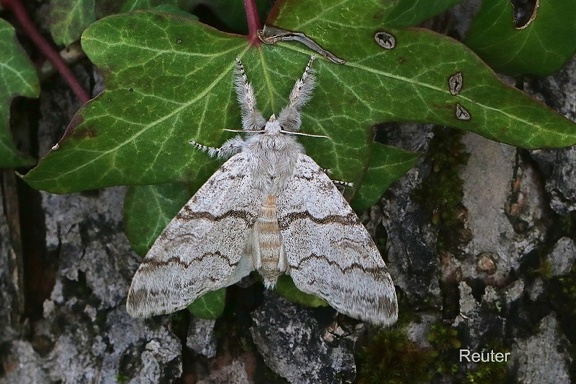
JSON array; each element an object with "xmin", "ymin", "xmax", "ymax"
[
  {"xmin": 278, "ymin": 210, "xmax": 360, "ymax": 230},
  {"xmin": 138, "ymin": 251, "xmax": 240, "ymax": 269},
  {"xmin": 289, "ymin": 252, "xmax": 389, "ymax": 275},
  {"xmin": 177, "ymin": 207, "xmax": 258, "ymax": 223}
]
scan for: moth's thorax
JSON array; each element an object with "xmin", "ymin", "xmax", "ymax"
[{"xmin": 244, "ymin": 116, "xmax": 304, "ymax": 194}]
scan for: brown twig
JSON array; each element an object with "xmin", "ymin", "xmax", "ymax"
[{"xmin": 242, "ymin": 0, "xmax": 261, "ymax": 46}]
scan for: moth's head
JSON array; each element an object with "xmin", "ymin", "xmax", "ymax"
[{"xmin": 263, "ymin": 114, "xmax": 282, "ymax": 135}]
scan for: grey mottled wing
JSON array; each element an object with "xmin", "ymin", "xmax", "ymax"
[
  {"xmin": 127, "ymin": 152, "xmax": 262, "ymax": 318},
  {"xmin": 277, "ymin": 154, "xmax": 398, "ymax": 326}
]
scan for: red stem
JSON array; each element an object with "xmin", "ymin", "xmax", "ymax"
[
  {"xmin": 2, "ymin": 0, "xmax": 90, "ymax": 104},
  {"xmin": 243, "ymin": 0, "xmax": 261, "ymax": 46}
]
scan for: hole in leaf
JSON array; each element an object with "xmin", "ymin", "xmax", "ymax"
[
  {"xmin": 511, "ymin": 0, "xmax": 539, "ymax": 29},
  {"xmin": 374, "ymin": 31, "xmax": 396, "ymax": 50},
  {"xmin": 455, "ymin": 103, "xmax": 471, "ymax": 121},
  {"xmin": 448, "ymin": 72, "xmax": 463, "ymax": 96}
]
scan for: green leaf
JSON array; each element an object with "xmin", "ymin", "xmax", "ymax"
[
  {"xmin": 187, "ymin": 288, "xmax": 226, "ymax": 319},
  {"xmin": 150, "ymin": 4, "xmax": 198, "ymax": 19},
  {"xmin": 119, "ymin": 0, "xmax": 159, "ymax": 12},
  {"xmin": 120, "ymin": 0, "xmax": 195, "ymax": 14},
  {"xmin": 352, "ymin": 143, "xmax": 420, "ymax": 211},
  {"xmin": 274, "ymin": 275, "xmax": 329, "ymax": 308},
  {"xmin": 382, "ymin": 0, "xmax": 461, "ymax": 28},
  {"xmin": 49, "ymin": 0, "xmax": 96, "ymax": 46},
  {"xmin": 48, "ymin": 0, "xmax": 199, "ymax": 46},
  {"xmin": 465, "ymin": 0, "xmax": 576, "ymax": 76},
  {"xmin": 271, "ymin": 1, "xmax": 576, "ymax": 146},
  {"xmin": 124, "ymin": 183, "xmax": 192, "ymax": 256},
  {"xmin": 0, "ymin": 19, "xmax": 38, "ymax": 168},
  {"xmin": 23, "ymin": 2, "xmax": 576, "ymax": 199}
]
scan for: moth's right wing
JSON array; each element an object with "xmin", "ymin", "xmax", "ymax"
[
  {"xmin": 127, "ymin": 152, "xmax": 262, "ymax": 318},
  {"xmin": 277, "ymin": 154, "xmax": 398, "ymax": 326}
]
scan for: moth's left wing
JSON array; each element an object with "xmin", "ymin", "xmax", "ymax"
[
  {"xmin": 127, "ymin": 153, "xmax": 262, "ymax": 318},
  {"xmin": 277, "ymin": 154, "xmax": 398, "ymax": 326}
]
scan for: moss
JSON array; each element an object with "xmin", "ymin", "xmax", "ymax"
[
  {"xmin": 553, "ymin": 262, "xmax": 576, "ymax": 316},
  {"xmin": 356, "ymin": 321, "xmax": 469, "ymax": 383},
  {"xmin": 427, "ymin": 323, "xmax": 461, "ymax": 376},
  {"xmin": 355, "ymin": 320, "xmax": 510, "ymax": 383},
  {"xmin": 463, "ymin": 340, "xmax": 510, "ymax": 384},
  {"xmin": 531, "ymin": 258, "xmax": 553, "ymax": 280},
  {"xmin": 554, "ymin": 263, "xmax": 576, "ymax": 338},
  {"xmin": 356, "ymin": 326, "xmax": 437, "ymax": 384},
  {"xmin": 427, "ymin": 324, "xmax": 510, "ymax": 382},
  {"xmin": 464, "ymin": 361, "xmax": 509, "ymax": 384},
  {"xmin": 558, "ymin": 212, "xmax": 576, "ymax": 238},
  {"xmin": 412, "ymin": 127, "xmax": 470, "ymax": 253},
  {"xmin": 427, "ymin": 323, "xmax": 461, "ymax": 351}
]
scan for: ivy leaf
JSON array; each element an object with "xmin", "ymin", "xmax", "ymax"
[
  {"xmin": 49, "ymin": 0, "xmax": 96, "ymax": 46},
  {"xmin": 119, "ymin": 0, "xmax": 194, "ymax": 13},
  {"xmin": 187, "ymin": 288, "xmax": 226, "ymax": 319},
  {"xmin": 23, "ymin": 10, "xmax": 415, "ymax": 208},
  {"xmin": 465, "ymin": 0, "xmax": 576, "ymax": 76},
  {"xmin": 275, "ymin": 275, "xmax": 329, "ymax": 308},
  {"xmin": 124, "ymin": 183, "xmax": 193, "ymax": 256},
  {"xmin": 0, "ymin": 19, "xmax": 38, "ymax": 168},
  {"xmin": 353, "ymin": 143, "xmax": 419, "ymax": 210},
  {"xmin": 382, "ymin": 0, "xmax": 461, "ymax": 28},
  {"xmin": 23, "ymin": 2, "xmax": 576, "ymax": 199},
  {"xmin": 270, "ymin": 0, "xmax": 576, "ymax": 147},
  {"xmin": 48, "ymin": 0, "xmax": 198, "ymax": 46}
]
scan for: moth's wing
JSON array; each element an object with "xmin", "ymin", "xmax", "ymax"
[
  {"xmin": 127, "ymin": 152, "xmax": 262, "ymax": 318},
  {"xmin": 277, "ymin": 154, "xmax": 398, "ymax": 326}
]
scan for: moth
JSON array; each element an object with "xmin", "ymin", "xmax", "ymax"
[{"xmin": 126, "ymin": 57, "xmax": 398, "ymax": 326}]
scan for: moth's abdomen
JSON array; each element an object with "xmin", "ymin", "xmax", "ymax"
[{"xmin": 253, "ymin": 194, "xmax": 286, "ymax": 288}]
